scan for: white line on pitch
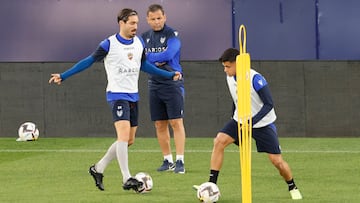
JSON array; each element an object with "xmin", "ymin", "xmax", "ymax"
[{"xmin": 0, "ymin": 149, "xmax": 360, "ymax": 153}]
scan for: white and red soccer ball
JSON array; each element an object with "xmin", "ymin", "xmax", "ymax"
[
  {"xmin": 196, "ymin": 182, "xmax": 221, "ymax": 203},
  {"xmin": 17, "ymin": 122, "xmax": 39, "ymax": 141},
  {"xmin": 135, "ymin": 172, "xmax": 153, "ymax": 193}
]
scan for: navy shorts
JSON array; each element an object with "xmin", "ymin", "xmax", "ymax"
[
  {"xmin": 108, "ymin": 100, "xmax": 138, "ymax": 127},
  {"xmin": 149, "ymin": 86, "xmax": 184, "ymax": 121},
  {"xmin": 219, "ymin": 119, "xmax": 281, "ymax": 154}
]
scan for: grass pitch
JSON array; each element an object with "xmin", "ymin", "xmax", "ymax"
[{"xmin": 0, "ymin": 137, "xmax": 359, "ymax": 203}]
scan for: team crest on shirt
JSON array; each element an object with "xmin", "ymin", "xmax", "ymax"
[
  {"xmin": 258, "ymin": 80, "xmax": 263, "ymax": 86},
  {"xmin": 117, "ymin": 106, "xmax": 123, "ymax": 118},
  {"xmin": 160, "ymin": 37, "xmax": 166, "ymax": 44},
  {"xmin": 146, "ymin": 38, "xmax": 150, "ymax": 43},
  {"xmin": 127, "ymin": 52, "xmax": 133, "ymax": 60}
]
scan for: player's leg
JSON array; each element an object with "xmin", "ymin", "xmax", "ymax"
[
  {"xmin": 89, "ymin": 100, "xmax": 141, "ymax": 191},
  {"xmin": 193, "ymin": 119, "xmax": 237, "ymax": 191},
  {"xmin": 94, "ymin": 141, "xmax": 117, "ymax": 173},
  {"xmin": 127, "ymin": 101, "xmax": 138, "ymax": 147},
  {"xmin": 253, "ymin": 124, "xmax": 302, "ymax": 199},
  {"xmin": 150, "ymin": 90, "xmax": 175, "ymax": 171},
  {"xmin": 118, "ymin": 122, "xmax": 142, "ymax": 191},
  {"xmin": 169, "ymin": 118, "xmax": 186, "ymax": 173},
  {"xmin": 166, "ymin": 87, "xmax": 186, "ymax": 173},
  {"xmin": 210, "ymin": 119, "xmax": 238, "ymax": 184},
  {"xmin": 169, "ymin": 119, "xmax": 185, "ymax": 157},
  {"xmin": 155, "ymin": 120, "xmax": 173, "ymax": 161},
  {"xmin": 89, "ymin": 100, "xmax": 130, "ymax": 191},
  {"xmin": 117, "ymin": 101, "xmax": 143, "ymax": 192},
  {"xmin": 128, "ymin": 125, "xmax": 136, "ymax": 146},
  {"xmin": 209, "ymin": 132, "xmax": 235, "ymax": 183},
  {"xmin": 114, "ymin": 119, "xmax": 132, "ymax": 183},
  {"xmin": 122, "ymin": 144, "xmax": 144, "ymax": 193},
  {"xmin": 155, "ymin": 120, "xmax": 175, "ymax": 171},
  {"xmin": 89, "ymin": 141, "xmax": 117, "ymax": 190},
  {"xmin": 268, "ymin": 154, "xmax": 292, "ymax": 180},
  {"xmin": 268, "ymin": 154, "xmax": 302, "ymax": 199},
  {"xmin": 89, "ymin": 124, "xmax": 130, "ymax": 191}
]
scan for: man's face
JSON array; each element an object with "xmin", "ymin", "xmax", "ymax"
[
  {"xmin": 146, "ymin": 10, "xmax": 166, "ymax": 31},
  {"xmin": 120, "ymin": 15, "xmax": 139, "ymax": 39},
  {"xmin": 222, "ymin": 61, "xmax": 236, "ymax": 77}
]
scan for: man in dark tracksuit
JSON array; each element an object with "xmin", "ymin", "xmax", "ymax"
[{"xmin": 141, "ymin": 4, "xmax": 186, "ymax": 174}]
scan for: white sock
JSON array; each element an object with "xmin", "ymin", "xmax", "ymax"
[
  {"xmin": 164, "ymin": 154, "xmax": 173, "ymax": 163},
  {"xmin": 176, "ymin": 155, "xmax": 184, "ymax": 163},
  {"xmin": 95, "ymin": 141, "xmax": 117, "ymax": 173},
  {"xmin": 116, "ymin": 141, "xmax": 131, "ymax": 183}
]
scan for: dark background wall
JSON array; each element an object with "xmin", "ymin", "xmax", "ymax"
[
  {"xmin": 233, "ymin": 0, "xmax": 360, "ymax": 60},
  {"xmin": 0, "ymin": 0, "xmax": 232, "ymax": 61},
  {"xmin": 0, "ymin": 61, "xmax": 359, "ymax": 138},
  {"xmin": 1, "ymin": 0, "xmax": 360, "ymax": 61}
]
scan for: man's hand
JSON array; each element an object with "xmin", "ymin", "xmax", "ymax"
[
  {"xmin": 49, "ymin": 73, "xmax": 62, "ymax": 85},
  {"xmin": 155, "ymin": 62, "xmax": 166, "ymax": 67},
  {"xmin": 173, "ymin": 71, "xmax": 182, "ymax": 81}
]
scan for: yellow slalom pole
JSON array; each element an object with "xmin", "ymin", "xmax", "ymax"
[{"xmin": 236, "ymin": 25, "xmax": 252, "ymax": 203}]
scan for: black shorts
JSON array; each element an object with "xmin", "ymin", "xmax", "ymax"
[
  {"xmin": 108, "ymin": 100, "xmax": 138, "ymax": 127},
  {"xmin": 149, "ymin": 86, "xmax": 184, "ymax": 121},
  {"xmin": 219, "ymin": 119, "xmax": 281, "ymax": 154}
]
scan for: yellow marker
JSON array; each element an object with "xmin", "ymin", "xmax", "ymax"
[{"xmin": 236, "ymin": 25, "xmax": 252, "ymax": 203}]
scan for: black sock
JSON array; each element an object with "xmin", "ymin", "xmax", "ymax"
[
  {"xmin": 209, "ymin": 170, "xmax": 219, "ymax": 184},
  {"xmin": 286, "ymin": 179, "xmax": 297, "ymax": 191}
]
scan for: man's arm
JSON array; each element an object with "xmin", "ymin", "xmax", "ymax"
[
  {"xmin": 140, "ymin": 59, "xmax": 175, "ymax": 79},
  {"xmin": 59, "ymin": 56, "xmax": 95, "ymax": 81},
  {"xmin": 146, "ymin": 37, "xmax": 180, "ymax": 63},
  {"xmin": 49, "ymin": 38, "xmax": 109, "ymax": 85},
  {"xmin": 252, "ymin": 74, "xmax": 274, "ymax": 125},
  {"xmin": 60, "ymin": 42, "xmax": 108, "ymax": 81}
]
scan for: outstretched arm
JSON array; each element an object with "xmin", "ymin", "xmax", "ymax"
[
  {"xmin": 49, "ymin": 43, "xmax": 107, "ymax": 85},
  {"xmin": 48, "ymin": 55, "xmax": 95, "ymax": 85}
]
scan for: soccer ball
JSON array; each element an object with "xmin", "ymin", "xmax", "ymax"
[
  {"xmin": 17, "ymin": 122, "xmax": 39, "ymax": 141},
  {"xmin": 196, "ymin": 182, "xmax": 220, "ymax": 203},
  {"xmin": 135, "ymin": 172, "xmax": 153, "ymax": 193}
]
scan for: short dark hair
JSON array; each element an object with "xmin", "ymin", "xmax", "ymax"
[
  {"xmin": 147, "ymin": 4, "xmax": 164, "ymax": 15},
  {"xmin": 219, "ymin": 48, "xmax": 239, "ymax": 63},
  {"xmin": 117, "ymin": 8, "xmax": 138, "ymax": 23}
]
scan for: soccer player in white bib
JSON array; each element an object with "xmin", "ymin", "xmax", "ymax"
[
  {"xmin": 49, "ymin": 8, "xmax": 181, "ymax": 193},
  {"xmin": 194, "ymin": 48, "xmax": 302, "ymax": 200}
]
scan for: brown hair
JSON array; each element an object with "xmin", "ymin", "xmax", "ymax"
[
  {"xmin": 117, "ymin": 8, "xmax": 138, "ymax": 23},
  {"xmin": 147, "ymin": 4, "xmax": 165, "ymax": 15},
  {"xmin": 219, "ymin": 48, "xmax": 239, "ymax": 62}
]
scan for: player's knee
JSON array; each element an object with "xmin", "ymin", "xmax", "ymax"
[
  {"xmin": 213, "ymin": 134, "xmax": 228, "ymax": 149},
  {"xmin": 269, "ymin": 154, "xmax": 283, "ymax": 167},
  {"xmin": 128, "ymin": 139, "xmax": 134, "ymax": 146},
  {"xmin": 155, "ymin": 121, "xmax": 168, "ymax": 131},
  {"xmin": 169, "ymin": 119, "xmax": 184, "ymax": 130}
]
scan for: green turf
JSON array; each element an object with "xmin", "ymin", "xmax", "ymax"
[{"xmin": 0, "ymin": 137, "xmax": 359, "ymax": 202}]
